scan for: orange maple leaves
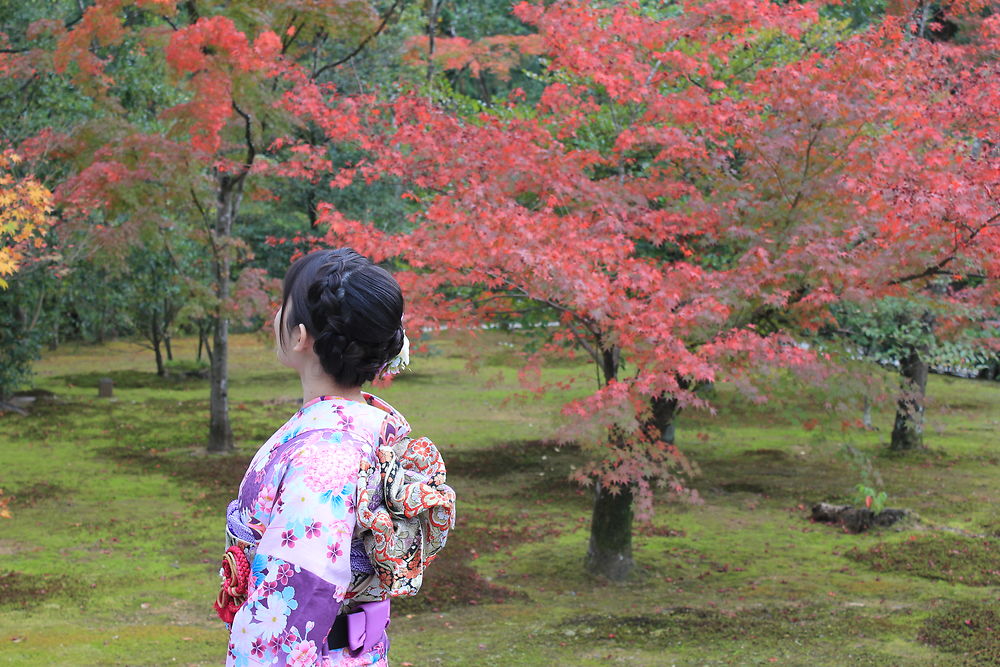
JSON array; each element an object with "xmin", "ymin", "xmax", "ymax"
[{"xmin": 0, "ymin": 152, "xmax": 54, "ymax": 289}]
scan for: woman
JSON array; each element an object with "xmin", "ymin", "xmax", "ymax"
[{"xmin": 218, "ymin": 248, "xmax": 446, "ymax": 667}]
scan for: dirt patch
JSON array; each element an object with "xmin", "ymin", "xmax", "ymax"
[
  {"xmin": 391, "ymin": 514, "xmax": 550, "ymax": 613},
  {"xmin": 720, "ymin": 481, "xmax": 768, "ymax": 494},
  {"xmin": 848, "ymin": 535, "xmax": 1000, "ymax": 586},
  {"xmin": 12, "ymin": 388, "xmax": 57, "ymax": 400},
  {"xmin": 0, "ymin": 570, "xmax": 81, "ymax": 609},
  {"xmin": 5, "ymin": 481, "xmax": 68, "ymax": 508},
  {"xmin": 446, "ymin": 440, "xmax": 581, "ymax": 479},
  {"xmin": 556, "ymin": 605, "xmax": 884, "ymax": 646},
  {"xmin": 391, "ymin": 558, "xmax": 527, "ymax": 614},
  {"xmin": 739, "ymin": 448, "xmax": 790, "ymax": 461},
  {"xmin": 918, "ymin": 601, "xmax": 1000, "ymax": 665},
  {"xmin": 695, "ymin": 455, "xmax": 849, "ymax": 502}
]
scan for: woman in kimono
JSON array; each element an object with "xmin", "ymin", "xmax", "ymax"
[{"xmin": 220, "ymin": 248, "xmax": 415, "ymax": 667}]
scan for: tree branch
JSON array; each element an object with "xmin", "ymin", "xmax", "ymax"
[
  {"xmin": 231, "ymin": 100, "xmax": 257, "ymax": 176},
  {"xmin": 312, "ymin": 0, "xmax": 404, "ymax": 80}
]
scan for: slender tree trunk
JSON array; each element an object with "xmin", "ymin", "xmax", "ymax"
[
  {"xmin": 426, "ymin": 0, "xmax": 441, "ymax": 83},
  {"xmin": 208, "ymin": 174, "xmax": 242, "ymax": 453},
  {"xmin": 890, "ymin": 350, "xmax": 928, "ymax": 450},
  {"xmin": 151, "ymin": 313, "xmax": 165, "ymax": 377},
  {"xmin": 97, "ymin": 306, "xmax": 108, "ymax": 343},
  {"xmin": 165, "ymin": 333, "xmax": 173, "ymax": 362},
  {"xmin": 862, "ymin": 395, "xmax": 875, "ymax": 430},
  {"xmin": 586, "ymin": 345, "xmax": 635, "ymax": 580},
  {"xmin": 197, "ymin": 322, "xmax": 207, "ymax": 364},
  {"xmin": 153, "ymin": 341, "xmax": 165, "ymax": 376}
]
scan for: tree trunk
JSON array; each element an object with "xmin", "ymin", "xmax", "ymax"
[
  {"xmin": 153, "ymin": 339, "xmax": 165, "ymax": 377},
  {"xmin": 208, "ymin": 174, "xmax": 242, "ymax": 453},
  {"xmin": 650, "ymin": 379, "xmax": 689, "ymax": 445},
  {"xmin": 165, "ymin": 333, "xmax": 173, "ymax": 362},
  {"xmin": 197, "ymin": 322, "xmax": 208, "ymax": 364},
  {"xmin": 890, "ymin": 351, "xmax": 928, "ymax": 451},
  {"xmin": 426, "ymin": 0, "xmax": 441, "ymax": 83},
  {"xmin": 586, "ymin": 483, "xmax": 634, "ymax": 580},
  {"xmin": 584, "ymin": 344, "xmax": 634, "ymax": 580},
  {"xmin": 151, "ymin": 312, "xmax": 165, "ymax": 377}
]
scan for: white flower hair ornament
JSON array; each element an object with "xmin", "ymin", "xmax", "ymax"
[{"xmin": 380, "ymin": 333, "xmax": 410, "ymax": 377}]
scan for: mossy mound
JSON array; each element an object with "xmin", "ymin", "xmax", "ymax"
[
  {"xmin": 848, "ymin": 534, "xmax": 1000, "ymax": 586},
  {"xmin": 918, "ymin": 602, "xmax": 1000, "ymax": 665}
]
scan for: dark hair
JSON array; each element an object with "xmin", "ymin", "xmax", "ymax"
[{"xmin": 280, "ymin": 248, "xmax": 405, "ymax": 387}]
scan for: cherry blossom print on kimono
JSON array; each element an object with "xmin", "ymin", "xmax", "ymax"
[{"xmin": 225, "ymin": 395, "xmax": 393, "ymax": 667}]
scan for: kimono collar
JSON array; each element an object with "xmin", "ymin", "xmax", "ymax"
[{"xmin": 299, "ymin": 393, "xmax": 399, "ymax": 417}]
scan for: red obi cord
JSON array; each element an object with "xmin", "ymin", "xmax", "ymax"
[{"xmin": 214, "ymin": 546, "xmax": 252, "ymax": 624}]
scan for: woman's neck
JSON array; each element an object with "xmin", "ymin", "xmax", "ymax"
[{"xmin": 300, "ymin": 373, "xmax": 364, "ymax": 405}]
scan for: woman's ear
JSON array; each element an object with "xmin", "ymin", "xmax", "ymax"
[{"xmin": 292, "ymin": 323, "xmax": 311, "ymax": 353}]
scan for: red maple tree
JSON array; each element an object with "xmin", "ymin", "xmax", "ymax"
[{"xmin": 309, "ymin": 0, "xmax": 1000, "ymax": 578}]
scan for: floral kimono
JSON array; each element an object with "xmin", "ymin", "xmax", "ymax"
[{"xmin": 225, "ymin": 394, "xmax": 406, "ymax": 667}]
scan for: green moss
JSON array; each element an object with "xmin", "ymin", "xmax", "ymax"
[
  {"xmin": 0, "ymin": 332, "xmax": 998, "ymax": 665},
  {"xmin": 918, "ymin": 601, "xmax": 1000, "ymax": 665},
  {"xmin": 848, "ymin": 535, "xmax": 1000, "ymax": 586}
]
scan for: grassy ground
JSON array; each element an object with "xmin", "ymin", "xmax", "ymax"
[{"xmin": 0, "ymin": 332, "xmax": 997, "ymax": 666}]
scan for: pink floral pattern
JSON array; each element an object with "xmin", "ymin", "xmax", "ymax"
[{"xmin": 225, "ymin": 396, "xmax": 392, "ymax": 667}]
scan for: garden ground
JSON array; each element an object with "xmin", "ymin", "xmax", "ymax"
[{"xmin": 0, "ymin": 332, "xmax": 997, "ymax": 666}]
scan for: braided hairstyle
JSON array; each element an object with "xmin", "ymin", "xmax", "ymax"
[{"xmin": 279, "ymin": 248, "xmax": 405, "ymax": 387}]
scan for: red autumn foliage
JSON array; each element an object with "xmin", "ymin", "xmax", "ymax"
[
  {"xmin": 11, "ymin": 0, "xmax": 999, "ymax": 538},
  {"xmin": 404, "ymin": 34, "xmax": 545, "ymax": 81},
  {"xmin": 301, "ymin": 0, "xmax": 1000, "ymax": 514}
]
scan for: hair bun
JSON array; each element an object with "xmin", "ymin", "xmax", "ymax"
[{"xmin": 280, "ymin": 249, "xmax": 405, "ymax": 387}]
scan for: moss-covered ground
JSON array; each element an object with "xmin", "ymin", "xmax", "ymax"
[{"xmin": 0, "ymin": 332, "xmax": 997, "ymax": 666}]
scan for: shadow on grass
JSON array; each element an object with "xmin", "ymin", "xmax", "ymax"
[
  {"xmin": 694, "ymin": 447, "xmax": 853, "ymax": 502},
  {"xmin": 447, "ymin": 439, "xmax": 581, "ymax": 478},
  {"xmin": 94, "ymin": 419, "xmax": 556, "ymax": 613},
  {"xmin": 4, "ymin": 481, "xmax": 68, "ymax": 508},
  {"xmin": 553, "ymin": 605, "xmax": 903, "ymax": 651},
  {"xmin": 96, "ymin": 443, "xmax": 251, "ymax": 515},
  {"xmin": 60, "ymin": 370, "xmax": 206, "ymax": 391},
  {"xmin": 0, "ymin": 571, "xmax": 84, "ymax": 610},
  {"xmin": 446, "ymin": 439, "xmax": 589, "ymax": 506}
]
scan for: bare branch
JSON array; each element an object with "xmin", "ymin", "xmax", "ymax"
[
  {"xmin": 190, "ymin": 186, "xmax": 211, "ymax": 224},
  {"xmin": 891, "ymin": 210, "xmax": 1000, "ymax": 285},
  {"xmin": 231, "ymin": 100, "xmax": 257, "ymax": 176},
  {"xmin": 312, "ymin": 0, "xmax": 404, "ymax": 80}
]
